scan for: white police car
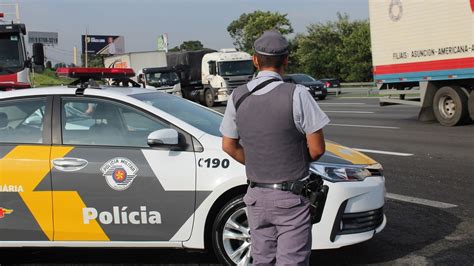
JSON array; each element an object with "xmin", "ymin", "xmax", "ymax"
[{"xmin": 0, "ymin": 68, "xmax": 385, "ymax": 265}]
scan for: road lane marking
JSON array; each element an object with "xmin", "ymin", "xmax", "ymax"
[
  {"xmin": 328, "ymin": 123, "xmax": 400, "ymax": 129},
  {"xmin": 324, "ymin": 111, "xmax": 375, "ymax": 114},
  {"xmin": 386, "ymin": 193, "xmax": 458, "ymax": 209},
  {"xmin": 353, "ymin": 148, "xmax": 413, "ymax": 157},
  {"xmin": 318, "ymin": 103, "xmax": 366, "ymax": 105}
]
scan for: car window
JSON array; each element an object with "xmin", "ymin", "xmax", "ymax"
[
  {"xmin": 62, "ymin": 98, "xmax": 170, "ymax": 147},
  {"xmin": 0, "ymin": 98, "xmax": 46, "ymax": 144},
  {"xmin": 292, "ymin": 74, "xmax": 316, "ymax": 83},
  {"xmin": 131, "ymin": 92, "xmax": 223, "ymax": 137}
]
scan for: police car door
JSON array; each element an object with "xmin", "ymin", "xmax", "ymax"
[
  {"xmin": 50, "ymin": 96, "xmax": 196, "ymax": 241},
  {"xmin": 0, "ymin": 97, "xmax": 54, "ymax": 241}
]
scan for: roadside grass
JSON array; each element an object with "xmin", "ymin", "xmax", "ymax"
[{"xmin": 32, "ymin": 69, "xmax": 73, "ymax": 87}]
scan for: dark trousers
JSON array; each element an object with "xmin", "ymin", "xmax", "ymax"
[{"xmin": 244, "ymin": 186, "xmax": 312, "ymax": 266}]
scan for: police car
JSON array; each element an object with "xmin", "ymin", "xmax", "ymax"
[{"xmin": 0, "ymin": 68, "xmax": 385, "ymax": 265}]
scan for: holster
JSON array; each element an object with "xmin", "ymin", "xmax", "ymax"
[{"xmin": 290, "ymin": 173, "xmax": 329, "ymax": 224}]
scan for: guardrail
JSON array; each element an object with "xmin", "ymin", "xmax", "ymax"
[{"xmin": 340, "ymin": 82, "xmax": 376, "ymax": 88}]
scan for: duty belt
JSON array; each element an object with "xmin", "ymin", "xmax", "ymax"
[
  {"xmin": 248, "ymin": 180, "xmax": 306, "ymax": 195},
  {"xmin": 248, "ymin": 174, "xmax": 329, "ymax": 224}
]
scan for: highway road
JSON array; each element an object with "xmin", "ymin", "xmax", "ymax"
[{"xmin": 1, "ymin": 92, "xmax": 473, "ymax": 265}]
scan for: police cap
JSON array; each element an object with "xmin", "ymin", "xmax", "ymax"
[{"xmin": 253, "ymin": 30, "xmax": 289, "ymax": 56}]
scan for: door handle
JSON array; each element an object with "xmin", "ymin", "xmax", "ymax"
[{"xmin": 52, "ymin": 158, "xmax": 88, "ymax": 172}]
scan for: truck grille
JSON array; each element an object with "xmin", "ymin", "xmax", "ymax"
[
  {"xmin": 330, "ymin": 201, "xmax": 384, "ymax": 241},
  {"xmin": 224, "ymin": 77, "xmax": 252, "ymax": 92},
  {"xmin": 227, "ymin": 80, "xmax": 248, "ymax": 89}
]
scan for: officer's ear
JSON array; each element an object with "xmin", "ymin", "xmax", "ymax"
[
  {"xmin": 253, "ymin": 55, "xmax": 260, "ymax": 70},
  {"xmin": 283, "ymin": 55, "xmax": 289, "ymax": 69}
]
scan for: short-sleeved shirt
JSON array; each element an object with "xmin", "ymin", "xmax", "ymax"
[{"xmin": 220, "ymin": 71, "xmax": 330, "ymax": 138}]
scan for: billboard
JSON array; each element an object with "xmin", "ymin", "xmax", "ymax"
[
  {"xmin": 28, "ymin": 31, "xmax": 58, "ymax": 46},
  {"xmin": 81, "ymin": 35, "xmax": 125, "ymax": 55}
]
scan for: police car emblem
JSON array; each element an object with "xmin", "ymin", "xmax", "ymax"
[{"xmin": 101, "ymin": 157, "xmax": 138, "ymax": 191}]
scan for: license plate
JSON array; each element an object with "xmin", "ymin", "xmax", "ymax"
[{"xmin": 314, "ymin": 91, "xmax": 322, "ymax": 95}]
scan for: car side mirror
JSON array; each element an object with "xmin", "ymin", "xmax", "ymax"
[{"xmin": 147, "ymin": 128, "xmax": 179, "ymax": 147}]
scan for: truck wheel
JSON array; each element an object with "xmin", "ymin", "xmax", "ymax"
[
  {"xmin": 469, "ymin": 90, "xmax": 474, "ymax": 121},
  {"xmin": 212, "ymin": 195, "xmax": 252, "ymax": 265},
  {"xmin": 433, "ymin": 86, "xmax": 469, "ymax": 126},
  {"xmin": 203, "ymin": 89, "xmax": 215, "ymax": 107}
]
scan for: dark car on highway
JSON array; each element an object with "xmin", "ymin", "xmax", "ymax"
[
  {"xmin": 284, "ymin": 74, "xmax": 328, "ymax": 100},
  {"xmin": 320, "ymin": 78, "xmax": 341, "ymax": 95}
]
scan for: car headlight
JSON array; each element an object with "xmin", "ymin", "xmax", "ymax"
[{"xmin": 310, "ymin": 163, "xmax": 383, "ymax": 182}]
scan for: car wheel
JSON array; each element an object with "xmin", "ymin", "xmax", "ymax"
[
  {"xmin": 469, "ymin": 90, "xmax": 474, "ymax": 121},
  {"xmin": 203, "ymin": 88, "xmax": 215, "ymax": 107},
  {"xmin": 317, "ymin": 95, "xmax": 326, "ymax": 100},
  {"xmin": 433, "ymin": 86, "xmax": 469, "ymax": 126},
  {"xmin": 212, "ymin": 195, "xmax": 252, "ymax": 265}
]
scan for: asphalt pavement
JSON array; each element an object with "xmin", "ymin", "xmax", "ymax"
[{"xmin": 1, "ymin": 89, "xmax": 473, "ymax": 265}]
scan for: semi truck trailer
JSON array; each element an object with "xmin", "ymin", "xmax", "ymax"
[
  {"xmin": 104, "ymin": 51, "xmax": 182, "ymax": 96},
  {"xmin": 369, "ymin": 0, "xmax": 474, "ymax": 126},
  {"xmin": 105, "ymin": 49, "xmax": 255, "ymax": 106}
]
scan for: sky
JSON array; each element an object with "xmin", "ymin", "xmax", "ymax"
[{"xmin": 11, "ymin": 0, "xmax": 369, "ymax": 64}]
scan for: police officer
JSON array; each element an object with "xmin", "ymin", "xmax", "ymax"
[{"xmin": 220, "ymin": 30, "xmax": 329, "ymax": 265}]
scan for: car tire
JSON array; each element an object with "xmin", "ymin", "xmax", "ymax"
[
  {"xmin": 433, "ymin": 86, "xmax": 469, "ymax": 126},
  {"xmin": 317, "ymin": 95, "xmax": 326, "ymax": 100},
  {"xmin": 203, "ymin": 88, "xmax": 215, "ymax": 107},
  {"xmin": 212, "ymin": 195, "xmax": 252, "ymax": 265},
  {"xmin": 469, "ymin": 90, "xmax": 474, "ymax": 121}
]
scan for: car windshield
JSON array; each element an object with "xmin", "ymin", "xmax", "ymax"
[
  {"xmin": 218, "ymin": 60, "xmax": 254, "ymax": 76},
  {"xmin": 0, "ymin": 32, "xmax": 24, "ymax": 73},
  {"xmin": 131, "ymin": 92, "xmax": 223, "ymax": 137},
  {"xmin": 145, "ymin": 72, "xmax": 180, "ymax": 87},
  {"xmin": 292, "ymin": 74, "xmax": 316, "ymax": 83}
]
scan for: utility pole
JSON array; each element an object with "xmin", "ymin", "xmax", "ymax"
[
  {"xmin": 84, "ymin": 27, "xmax": 88, "ymax": 67},
  {"xmin": 73, "ymin": 46, "xmax": 77, "ymax": 66},
  {"xmin": 15, "ymin": 2, "xmax": 20, "ymax": 22}
]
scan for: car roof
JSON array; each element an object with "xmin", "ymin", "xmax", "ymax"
[{"xmin": 0, "ymin": 85, "xmax": 158, "ymax": 99}]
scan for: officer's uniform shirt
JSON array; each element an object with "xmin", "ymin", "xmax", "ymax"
[{"xmin": 220, "ymin": 70, "xmax": 330, "ymax": 139}]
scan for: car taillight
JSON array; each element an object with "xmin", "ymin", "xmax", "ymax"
[{"xmin": 325, "ymin": 81, "xmax": 331, "ymax": 88}]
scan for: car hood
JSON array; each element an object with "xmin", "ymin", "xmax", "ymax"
[
  {"xmin": 201, "ymin": 135, "xmax": 377, "ymax": 166},
  {"xmin": 316, "ymin": 141, "xmax": 378, "ymax": 166}
]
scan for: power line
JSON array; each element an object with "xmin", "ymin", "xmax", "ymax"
[{"xmin": 45, "ymin": 46, "xmax": 74, "ymax": 55}]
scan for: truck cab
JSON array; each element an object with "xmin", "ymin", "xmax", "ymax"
[
  {"xmin": 0, "ymin": 23, "xmax": 30, "ymax": 89},
  {"xmin": 138, "ymin": 67, "xmax": 183, "ymax": 97},
  {"xmin": 201, "ymin": 49, "xmax": 255, "ymax": 106}
]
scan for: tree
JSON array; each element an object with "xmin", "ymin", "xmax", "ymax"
[
  {"xmin": 287, "ymin": 34, "xmax": 304, "ymax": 73},
  {"xmin": 45, "ymin": 61, "xmax": 53, "ymax": 70},
  {"xmin": 337, "ymin": 20, "xmax": 372, "ymax": 81},
  {"xmin": 170, "ymin": 40, "xmax": 204, "ymax": 51},
  {"xmin": 227, "ymin": 11, "xmax": 293, "ymax": 53},
  {"xmin": 293, "ymin": 13, "xmax": 372, "ymax": 81},
  {"xmin": 81, "ymin": 54, "xmax": 104, "ymax": 67},
  {"xmin": 54, "ymin": 62, "xmax": 67, "ymax": 69},
  {"xmin": 295, "ymin": 19, "xmax": 341, "ymax": 79}
]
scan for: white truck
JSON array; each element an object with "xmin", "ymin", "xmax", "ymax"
[
  {"xmin": 166, "ymin": 48, "xmax": 255, "ymax": 107},
  {"xmin": 104, "ymin": 51, "xmax": 182, "ymax": 97},
  {"xmin": 369, "ymin": 0, "xmax": 474, "ymax": 126}
]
